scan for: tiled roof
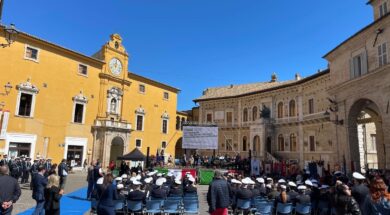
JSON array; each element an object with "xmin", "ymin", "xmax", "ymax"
[
  {"xmin": 194, "ymin": 69, "xmax": 330, "ymax": 102},
  {"xmin": 195, "ymin": 80, "xmax": 297, "ymax": 101}
]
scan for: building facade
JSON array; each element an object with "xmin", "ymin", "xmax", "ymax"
[
  {"xmin": 194, "ymin": 1, "xmax": 390, "ymax": 173},
  {"xmin": 0, "ymin": 29, "xmax": 185, "ymax": 168}
]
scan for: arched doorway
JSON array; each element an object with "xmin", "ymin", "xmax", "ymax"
[
  {"xmin": 348, "ymin": 99, "xmax": 384, "ymax": 172},
  {"xmin": 266, "ymin": 137, "xmax": 272, "ymax": 154},
  {"xmin": 175, "ymin": 137, "xmax": 183, "ymax": 159},
  {"xmin": 110, "ymin": 136, "xmax": 124, "ymax": 165},
  {"xmin": 253, "ymin": 135, "xmax": 260, "ymax": 156}
]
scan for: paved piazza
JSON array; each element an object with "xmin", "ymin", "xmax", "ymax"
[
  {"xmin": 13, "ymin": 171, "xmax": 89, "ymax": 214},
  {"xmin": 13, "ymin": 171, "xmax": 210, "ymax": 215}
]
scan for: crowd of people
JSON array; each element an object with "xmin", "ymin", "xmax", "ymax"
[
  {"xmin": 0, "ymin": 154, "xmax": 69, "ymax": 215},
  {"xmin": 87, "ymin": 160, "xmax": 198, "ymax": 215},
  {"xmin": 207, "ymin": 169, "xmax": 390, "ymax": 215}
]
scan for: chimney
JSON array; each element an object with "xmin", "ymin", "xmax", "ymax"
[{"xmin": 295, "ymin": 73, "xmax": 301, "ymax": 81}]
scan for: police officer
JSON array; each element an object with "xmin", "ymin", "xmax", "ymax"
[
  {"xmin": 351, "ymin": 172, "xmax": 369, "ymax": 213},
  {"xmin": 296, "ymin": 185, "xmax": 311, "ymax": 204},
  {"xmin": 287, "ymin": 181, "xmax": 299, "ymax": 205},
  {"xmin": 151, "ymin": 178, "xmax": 168, "ymax": 199},
  {"xmin": 184, "ymin": 177, "xmax": 197, "ymax": 195},
  {"xmin": 128, "ymin": 180, "xmax": 146, "ymax": 203},
  {"xmin": 169, "ymin": 179, "xmax": 183, "ymax": 196}
]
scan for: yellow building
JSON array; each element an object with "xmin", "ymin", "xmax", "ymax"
[{"xmin": 0, "ymin": 26, "xmax": 185, "ymax": 168}]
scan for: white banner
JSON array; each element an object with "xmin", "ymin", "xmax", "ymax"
[{"xmin": 182, "ymin": 126, "xmax": 218, "ymax": 149}]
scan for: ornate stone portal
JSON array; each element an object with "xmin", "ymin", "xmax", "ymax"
[{"xmin": 92, "ymin": 120, "xmax": 131, "ymax": 168}]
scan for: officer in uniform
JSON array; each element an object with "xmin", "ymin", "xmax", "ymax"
[
  {"xmin": 127, "ymin": 180, "xmax": 146, "ymax": 203},
  {"xmin": 236, "ymin": 178, "xmax": 254, "ymax": 215},
  {"xmin": 184, "ymin": 176, "xmax": 197, "ymax": 195},
  {"xmin": 256, "ymin": 178, "xmax": 267, "ymax": 197},
  {"xmin": 229, "ymin": 179, "xmax": 242, "ymax": 211},
  {"xmin": 30, "ymin": 159, "xmax": 39, "ymax": 190},
  {"xmin": 351, "ymin": 172, "xmax": 369, "ymax": 213},
  {"xmin": 296, "ymin": 185, "xmax": 311, "ymax": 204},
  {"xmin": 151, "ymin": 178, "xmax": 168, "ymax": 199},
  {"xmin": 169, "ymin": 179, "xmax": 183, "ymax": 197},
  {"xmin": 287, "ymin": 181, "xmax": 299, "ymax": 205},
  {"xmin": 0, "ymin": 154, "xmax": 9, "ymax": 166}
]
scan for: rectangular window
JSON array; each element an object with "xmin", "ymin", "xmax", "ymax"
[
  {"xmin": 370, "ymin": 134, "xmax": 377, "ymax": 152},
  {"xmin": 226, "ymin": 112, "xmax": 232, "ymax": 123},
  {"xmin": 378, "ymin": 43, "xmax": 388, "ymax": 67},
  {"xmin": 136, "ymin": 115, "xmax": 143, "ymax": 131},
  {"xmin": 18, "ymin": 93, "xmax": 33, "ymax": 116},
  {"xmin": 225, "ymin": 139, "xmax": 233, "ymax": 151},
  {"xmin": 163, "ymin": 92, "xmax": 169, "ymax": 100},
  {"xmin": 350, "ymin": 52, "xmax": 368, "ymax": 79},
  {"xmin": 73, "ymin": 103, "xmax": 84, "ymax": 123},
  {"xmin": 206, "ymin": 113, "xmax": 212, "ymax": 123},
  {"xmin": 78, "ymin": 64, "xmax": 88, "ymax": 75},
  {"xmin": 162, "ymin": 119, "xmax": 168, "ymax": 134},
  {"xmin": 380, "ymin": 2, "xmax": 388, "ymax": 17},
  {"xmin": 162, "ymin": 141, "xmax": 167, "ymax": 149},
  {"xmin": 139, "ymin": 84, "xmax": 145, "ymax": 93},
  {"xmin": 136, "ymin": 139, "xmax": 142, "ymax": 148},
  {"xmin": 308, "ymin": 99, "xmax": 314, "ymax": 114},
  {"xmin": 309, "ymin": 136, "xmax": 315, "ymax": 151},
  {"xmin": 25, "ymin": 46, "xmax": 39, "ymax": 61}
]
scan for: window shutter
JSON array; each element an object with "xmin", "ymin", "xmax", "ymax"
[
  {"xmin": 350, "ymin": 59, "xmax": 354, "ymax": 79},
  {"xmin": 361, "ymin": 51, "xmax": 368, "ymax": 75}
]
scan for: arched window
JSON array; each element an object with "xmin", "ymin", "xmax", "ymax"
[
  {"xmin": 290, "ymin": 133, "xmax": 297, "ymax": 151},
  {"xmin": 289, "ymin": 100, "xmax": 296, "ymax": 117},
  {"xmin": 252, "ymin": 106, "xmax": 258, "ymax": 121},
  {"xmin": 181, "ymin": 117, "xmax": 186, "ymax": 130},
  {"xmin": 242, "ymin": 136, "xmax": 247, "ymax": 151},
  {"xmin": 243, "ymin": 108, "xmax": 248, "ymax": 122},
  {"xmin": 277, "ymin": 102, "xmax": 284, "ymax": 118},
  {"xmin": 110, "ymin": 98, "xmax": 117, "ymax": 113},
  {"xmin": 253, "ymin": 135, "xmax": 260, "ymax": 152},
  {"xmin": 278, "ymin": 134, "xmax": 284, "ymax": 151},
  {"xmin": 176, "ymin": 116, "xmax": 180, "ymax": 130}
]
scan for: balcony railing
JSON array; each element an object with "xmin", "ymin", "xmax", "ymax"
[{"xmin": 94, "ymin": 119, "xmax": 132, "ymax": 130}]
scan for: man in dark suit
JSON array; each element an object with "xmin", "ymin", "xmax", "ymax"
[
  {"xmin": 0, "ymin": 165, "xmax": 21, "ymax": 215},
  {"xmin": 58, "ymin": 159, "xmax": 68, "ymax": 189},
  {"xmin": 0, "ymin": 154, "xmax": 9, "ymax": 166},
  {"xmin": 32, "ymin": 165, "xmax": 48, "ymax": 215}
]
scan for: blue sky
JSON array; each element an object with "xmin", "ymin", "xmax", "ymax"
[{"xmin": 2, "ymin": 0, "xmax": 372, "ymax": 110}]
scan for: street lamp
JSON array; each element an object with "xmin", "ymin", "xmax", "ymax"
[
  {"xmin": 0, "ymin": 82, "xmax": 12, "ymax": 95},
  {"xmin": 1, "ymin": 23, "xmax": 18, "ymax": 48}
]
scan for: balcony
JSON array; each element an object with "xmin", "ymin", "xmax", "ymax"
[
  {"xmin": 93, "ymin": 119, "xmax": 132, "ymax": 131},
  {"xmin": 275, "ymin": 116, "xmax": 299, "ymax": 125},
  {"xmin": 303, "ymin": 111, "xmax": 329, "ymax": 123}
]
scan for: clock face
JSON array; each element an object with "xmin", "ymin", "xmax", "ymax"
[{"xmin": 109, "ymin": 58, "xmax": 122, "ymax": 75}]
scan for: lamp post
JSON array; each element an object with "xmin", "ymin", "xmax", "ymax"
[
  {"xmin": 0, "ymin": 0, "xmax": 19, "ymax": 48},
  {"xmin": 0, "ymin": 0, "xmax": 4, "ymax": 22}
]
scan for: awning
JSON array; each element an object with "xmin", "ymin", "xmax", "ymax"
[{"xmin": 117, "ymin": 148, "xmax": 146, "ymax": 161}]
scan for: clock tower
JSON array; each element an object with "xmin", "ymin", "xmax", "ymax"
[{"xmin": 92, "ymin": 34, "xmax": 132, "ymax": 168}]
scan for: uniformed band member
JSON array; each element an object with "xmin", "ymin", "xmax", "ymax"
[
  {"xmin": 127, "ymin": 180, "xmax": 146, "ymax": 204},
  {"xmin": 351, "ymin": 172, "xmax": 369, "ymax": 213},
  {"xmin": 184, "ymin": 176, "xmax": 197, "ymax": 195}
]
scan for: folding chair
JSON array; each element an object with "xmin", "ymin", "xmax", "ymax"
[
  {"xmin": 145, "ymin": 199, "xmax": 162, "ymax": 215},
  {"xmin": 183, "ymin": 199, "xmax": 199, "ymax": 214},
  {"xmin": 163, "ymin": 199, "xmax": 182, "ymax": 214},
  {"xmin": 276, "ymin": 202, "xmax": 293, "ymax": 215},
  {"xmin": 126, "ymin": 200, "xmax": 143, "ymax": 214},
  {"xmin": 295, "ymin": 203, "xmax": 311, "ymax": 215},
  {"xmin": 254, "ymin": 201, "xmax": 273, "ymax": 215}
]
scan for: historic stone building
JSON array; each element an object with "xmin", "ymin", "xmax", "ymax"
[
  {"xmin": 194, "ymin": 0, "xmax": 390, "ymax": 172},
  {"xmin": 0, "ymin": 28, "xmax": 185, "ymax": 168}
]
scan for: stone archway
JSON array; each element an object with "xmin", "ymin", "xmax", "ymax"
[
  {"xmin": 348, "ymin": 99, "xmax": 384, "ymax": 172},
  {"xmin": 175, "ymin": 137, "xmax": 183, "ymax": 159},
  {"xmin": 110, "ymin": 136, "xmax": 124, "ymax": 165}
]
